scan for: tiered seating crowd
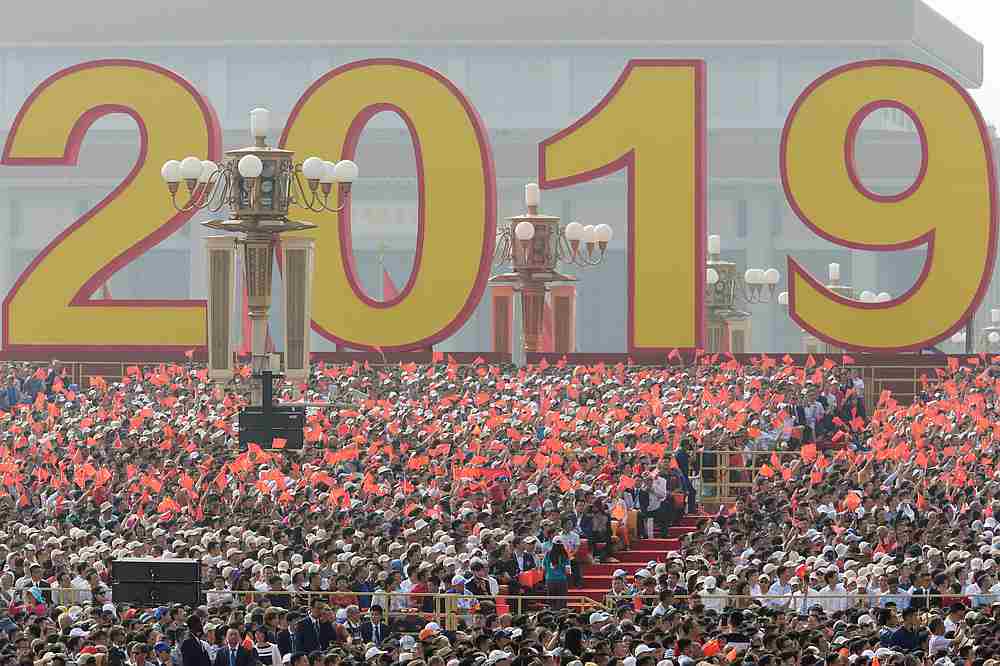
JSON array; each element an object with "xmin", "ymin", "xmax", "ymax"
[{"xmin": 0, "ymin": 354, "xmax": 995, "ymax": 666}]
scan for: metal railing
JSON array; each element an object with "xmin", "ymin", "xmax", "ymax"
[
  {"xmin": 628, "ymin": 591, "xmax": 1000, "ymax": 609},
  {"xmin": 29, "ymin": 586, "xmax": 605, "ymax": 630},
  {"xmin": 206, "ymin": 590, "xmax": 606, "ymax": 630},
  {"xmin": 697, "ymin": 448, "xmax": 806, "ymax": 505}
]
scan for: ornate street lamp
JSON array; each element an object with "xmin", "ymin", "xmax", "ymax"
[
  {"xmin": 160, "ymin": 107, "xmax": 358, "ymax": 405},
  {"xmin": 490, "ymin": 183, "xmax": 613, "ymax": 354},
  {"xmin": 704, "ymin": 234, "xmax": 782, "ymax": 352}
]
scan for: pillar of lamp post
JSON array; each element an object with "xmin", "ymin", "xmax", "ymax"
[
  {"xmin": 508, "ymin": 205, "xmax": 562, "ymax": 355},
  {"xmin": 160, "ymin": 107, "xmax": 358, "ymax": 409},
  {"xmin": 490, "ymin": 183, "xmax": 611, "ymax": 358},
  {"xmin": 705, "ymin": 252, "xmax": 750, "ymax": 353}
]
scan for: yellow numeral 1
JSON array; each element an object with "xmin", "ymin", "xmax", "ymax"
[{"xmin": 540, "ymin": 59, "xmax": 706, "ymax": 352}]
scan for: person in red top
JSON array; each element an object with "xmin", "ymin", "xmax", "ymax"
[
  {"xmin": 326, "ymin": 575, "xmax": 358, "ymax": 609},
  {"xmin": 8, "ymin": 588, "xmax": 46, "ymax": 618},
  {"xmin": 487, "ymin": 477, "xmax": 508, "ymax": 510}
]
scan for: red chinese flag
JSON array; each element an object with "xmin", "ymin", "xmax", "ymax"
[
  {"xmin": 800, "ymin": 443, "xmax": 817, "ymax": 463},
  {"xmin": 271, "ymin": 438, "xmax": 287, "ymax": 450},
  {"xmin": 759, "ymin": 464, "xmax": 774, "ymax": 478}
]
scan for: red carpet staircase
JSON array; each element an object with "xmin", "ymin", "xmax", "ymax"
[{"xmin": 569, "ymin": 514, "xmax": 706, "ymax": 603}]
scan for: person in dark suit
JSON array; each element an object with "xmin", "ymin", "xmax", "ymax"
[
  {"xmin": 293, "ymin": 600, "xmax": 326, "ymax": 653},
  {"xmin": 276, "ymin": 613, "xmax": 300, "ymax": 656},
  {"xmin": 504, "ymin": 538, "xmax": 537, "ymax": 594},
  {"xmin": 212, "ymin": 628, "xmax": 257, "ymax": 666},
  {"xmin": 358, "ymin": 605, "xmax": 391, "ymax": 646},
  {"xmin": 181, "ymin": 617, "xmax": 213, "ymax": 666},
  {"xmin": 789, "ymin": 394, "xmax": 812, "ymax": 443},
  {"xmin": 675, "ymin": 439, "xmax": 697, "ymax": 513}
]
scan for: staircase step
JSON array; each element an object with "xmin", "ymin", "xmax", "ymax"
[
  {"xmin": 678, "ymin": 514, "xmax": 711, "ymax": 526},
  {"xmin": 586, "ymin": 562, "xmax": 648, "ymax": 575},
  {"xmin": 581, "ymin": 574, "xmax": 614, "ymax": 588},
  {"xmin": 616, "ymin": 549, "xmax": 671, "ymax": 563},
  {"xmin": 633, "ymin": 538, "xmax": 681, "ymax": 550},
  {"xmin": 567, "ymin": 511, "xmax": 709, "ymax": 601}
]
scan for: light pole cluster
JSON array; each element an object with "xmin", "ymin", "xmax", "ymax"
[
  {"xmin": 703, "ymin": 234, "xmax": 782, "ymax": 352},
  {"xmin": 491, "ymin": 183, "xmax": 613, "ymax": 354},
  {"xmin": 159, "ymin": 107, "xmax": 358, "ymax": 406}
]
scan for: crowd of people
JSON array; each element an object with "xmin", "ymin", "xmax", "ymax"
[{"xmin": 0, "ymin": 353, "xmax": 996, "ymax": 666}]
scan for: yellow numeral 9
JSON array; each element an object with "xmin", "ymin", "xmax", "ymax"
[{"xmin": 782, "ymin": 60, "xmax": 997, "ymax": 351}]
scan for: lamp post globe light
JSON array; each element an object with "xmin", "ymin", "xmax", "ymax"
[
  {"xmin": 160, "ymin": 107, "xmax": 358, "ymax": 407},
  {"xmin": 491, "ymin": 183, "xmax": 613, "ymax": 355},
  {"xmin": 704, "ymin": 234, "xmax": 782, "ymax": 353}
]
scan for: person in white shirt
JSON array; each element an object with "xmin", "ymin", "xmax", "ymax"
[
  {"xmin": 750, "ymin": 575, "xmax": 767, "ymax": 603},
  {"xmin": 928, "ymin": 617, "xmax": 952, "ymax": 656},
  {"xmin": 252, "ymin": 626, "xmax": 282, "ymax": 666},
  {"xmin": 790, "ymin": 579, "xmax": 814, "ymax": 614},
  {"xmin": 944, "ymin": 604, "xmax": 965, "ymax": 634},
  {"xmin": 699, "ymin": 577, "xmax": 727, "ymax": 612},
  {"xmin": 205, "ymin": 576, "xmax": 234, "ymax": 608},
  {"xmin": 818, "ymin": 571, "xmax": 849, "ymax": 614},
  {"xmin": 70, "ymin": 567, "xmax": 92, "ymax": 604},
  {"xmin": 766, "ymin": 567, "xmax": 794, "ymax": 609},
  {"xmin": 252, "ymin": 566, "xmax": 271, "ymax": 593}
]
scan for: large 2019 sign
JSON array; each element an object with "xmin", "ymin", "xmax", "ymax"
[{"xmin": 2, "ymin": 58, "xmax": 995, "ymax": 355}]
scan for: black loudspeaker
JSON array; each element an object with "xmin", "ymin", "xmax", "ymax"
[
  {"xmin": 238, "ymin": 406, "xmax": 305, "ymax": 450},
  {"xmin": 112, "ymin": 580, "xmax": 201, "ymax": 606},
  {"xmin": 112, "ymin": 559, "xmax": 201, "ymax": 606}
]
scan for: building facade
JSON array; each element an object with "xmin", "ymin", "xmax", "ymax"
[{"xmin": 0, "ymin": 0, "xmax": 992, "ymax": 353}]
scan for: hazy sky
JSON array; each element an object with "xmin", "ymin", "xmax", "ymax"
[{"xmin": 925, "ymin": 0, "xmax": 1000, "ymax": 122}]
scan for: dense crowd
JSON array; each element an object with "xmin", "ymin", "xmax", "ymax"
[{"xmin": 0, "ymin": 353, "xmax": 996, "ymax": 666}]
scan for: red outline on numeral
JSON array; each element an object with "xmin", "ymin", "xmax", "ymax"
[
  {"xmin": 1, "ymin": 58, "xmax": 221, "ymax": 356},
  {"xmin": 845, "ymin": 100, "xmax": 928, "ymax": 203},
  {"xmin": 781, "ymin": 59, "xmax": 997, "ymax": 352},
  {"xmin": 339, "ymin": 103, "xmax": 424, "ymax": 309},
  {"xmin": 538, "ymin": 59, "xmax": 707, "ymax": 353},
  {"xmin": 278, "ymin": 58, "xmax": 496, "ymax": 351}
]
